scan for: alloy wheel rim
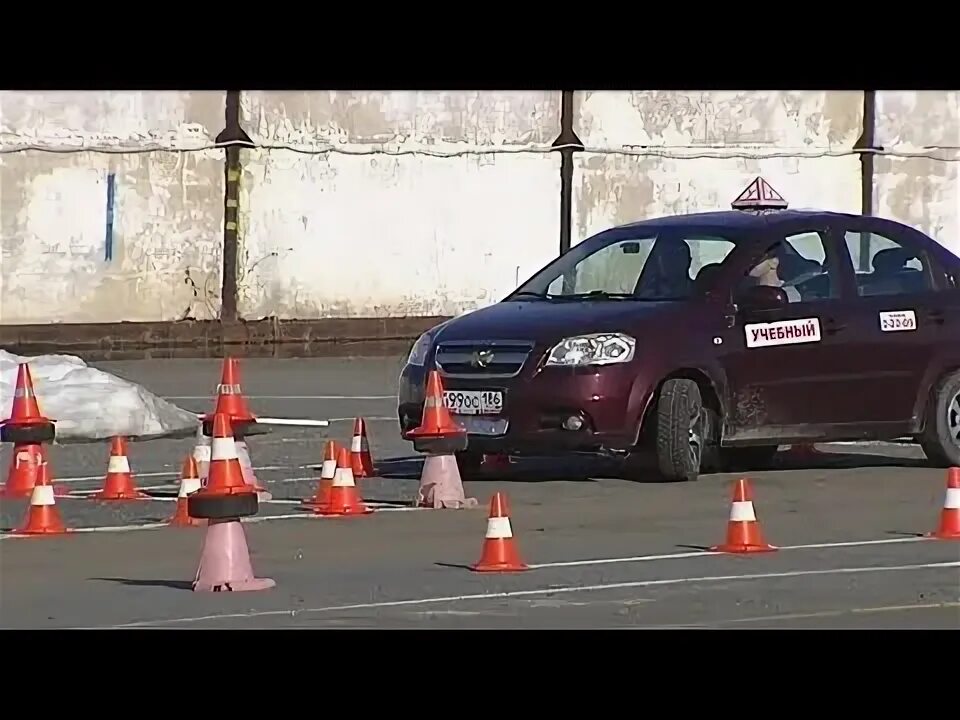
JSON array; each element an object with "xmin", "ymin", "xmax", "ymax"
[
  {"xmin": 688, "ymin": 404, "xmax": 704, "ymax": 468},
  {"xmin": 948, "ymin": 391, "xmax": 960, "ymax": 449}
]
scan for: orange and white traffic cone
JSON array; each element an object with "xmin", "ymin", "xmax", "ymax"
[
  {"xmin": 314, "ymin": 447, "xmax": 373, "ymax": 516},
  {"xmin": 350, "ymin": 417, "xmax": 376, "ymax": 478},
  {"xmin": 1, "ymin": 442, "xmax": 44, "ymax": 498},
  {"xmin": 15, "ymin": 462, "xmax": 68, "ymax": 536},
  {"xmin": 710, "ymin": 478, "xmax": 777, "ymax": 554},
  {"xmin": 192, "ymin": 424, "xmax": 211, "ymax": 481},
  {"xmin": 167, "ymin": 456, "xmax": 205, "ymax": 528},
  {"xmin": 927, "ymin": 467, "xmax": 960, "ymax": 540},
  {"xmin": 470, "ymin": 492, "xmax": 528, "ymax": 572},
  {"xmin": 92, "ymin": 436, "xmax": 149, "ymax": 501},
  {"xmin": 301, "ymin": 440, "xmax": 338, "ymax": 509}
]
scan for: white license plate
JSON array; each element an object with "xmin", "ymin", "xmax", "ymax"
[{"xmin": 443, "ymin": 389, "xmax": 503, "ymax": 415}]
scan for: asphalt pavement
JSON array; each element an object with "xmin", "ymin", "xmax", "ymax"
[{"xmin": 1, "ymin": 355, "xmax": 958, "ymax": 629}]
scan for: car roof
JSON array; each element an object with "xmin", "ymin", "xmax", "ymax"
[{"xmin": 614, "ymin": 208, "xmax": 872, "ymax": 233}]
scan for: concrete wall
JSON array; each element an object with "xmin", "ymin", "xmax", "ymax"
[
  {"xmin": 572, "ymin": 90, "xmax": 865, "ymax": 240},
  {"xmin": 235, "ymin": 91, "xmax": 562, "ymax": 319},
  {"xmin": 1, "ymin": 90, "xmax": 957, "ymax": 330},
  {"xmin": 874, "ymin": 91, "xmax": 959, "ymax": 255},
  {"xmin": 0, "ymin": 91, "xmax": 226, "ymax": 325}
]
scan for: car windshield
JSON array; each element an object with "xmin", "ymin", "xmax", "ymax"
[{"xmin": 508, "ymin": 230, "xmax": 738, "ymax": 301}]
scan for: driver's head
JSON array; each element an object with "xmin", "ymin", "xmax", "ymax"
[{"xmin": 749, "ymin": 252, "xmax": 780, "ymax": 278}]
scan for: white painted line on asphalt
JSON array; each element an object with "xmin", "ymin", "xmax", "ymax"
[
  {"xmin": 0, "ymin": 503, "xmax": 422, "ymax": 540},
  {"xmin": 639, "ymin": 601, "xmax": 960, "ymax": 629},
  {"xmin": 164, "ymin": 395, "xmax": 396, "ymax": 401},
  {"xmin": 526, "ymin": 535, "xmax": 931, "ymax": 570},
  {"xmin": 93, "ymin": 560, "xmax": 960, "ymax": 629},
  {"xmin": 46, "ymin": 465, "xmax": 289, "ymax": 485}
]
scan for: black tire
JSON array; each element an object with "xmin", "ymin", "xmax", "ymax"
[
  {"xmin": 654, "ymin": 378, "xmax": 706, "ymax": 482},
  {"xmin": 919, "ymin": 370, "xmax": 960, "ymax": 468}
]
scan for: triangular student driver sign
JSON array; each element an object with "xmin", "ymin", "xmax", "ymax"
[{"xmin": 731, "ymin": 177, "xmax": 788, "ymax": 210}]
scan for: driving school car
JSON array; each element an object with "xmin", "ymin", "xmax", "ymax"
[{"xmin": 398, "ymin": 193, "xmax": 960, "ymax": 482}]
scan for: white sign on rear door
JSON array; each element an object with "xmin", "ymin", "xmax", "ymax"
[
  {"xmin": 879, "ymin": 310, "xmax": 917, "ymax": 332},
  {"xmin": 744, "ymin": 317, "xmax": 822, "ymax": 348}
]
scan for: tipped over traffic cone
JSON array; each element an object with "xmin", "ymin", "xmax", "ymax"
[
  {"xmin": 927, "ymin": 467, "xmax": 960, "ymax": 540},
  {"xmin": 92, "ymin": 436, "xmax": 149, "ymax": 501},
  {"xmin": 350, "ymin": 417, "xmax": 376, "ymax": 478},
  {"xmin": 470, "ymin": 492, "xmax": 528, "ymax": 572},
  {"xmin": 193, "ymin": 518, "xmax": 276, "ymax": 592},
  {"xmin": 301, "ymin": 440, "xmax": 338, "ymax": 509},
  {"xmin": 314, "ymin": 447, "xmax": 372, "ymax": 516},
  {"xmin": 417, "ymin": 454, "xmax": 478, "ymax": 509},
  {"xmin": 710, "ymin": 478, "xmax": 777, "ymax": 554},
  {"xmin": 168, "ymin": 456, "xmax": 205, "ymax": 528},
  {"xmin": 1, "ymin": 442, "xmax": 43, "ymax": 498},
  {"xmin": 406, "ymin": 371, "xmax": 467, "ymax": 454},
  {"xmin": 15, "ymin": 462, "xmax": 68, "ymax": 536}
]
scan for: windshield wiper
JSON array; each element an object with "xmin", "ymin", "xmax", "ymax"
[{"xmin": 548, "ymin": 291, "xmax": 638, "ymax": 301}]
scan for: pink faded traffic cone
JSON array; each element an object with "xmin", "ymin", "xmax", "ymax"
[{"xmin": 193, "ymin": 519, "xmax": 276, "ymax": 593}]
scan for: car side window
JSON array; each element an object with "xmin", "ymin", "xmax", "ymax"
[
  {"xmin": 737, "ymin": 230, "xmax": 840, "ymax": 303},
  {"xmin": 842, "ymin": 229, "xmax": 937, "ymax": 297}
]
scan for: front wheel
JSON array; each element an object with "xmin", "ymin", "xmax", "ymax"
[
  {"xmin": 919, "ymin": 370, "xmax": 960, "ymax": 467},
  {"xmin": 654, "ymin": 378, "xmax": 707, "ymax": 482}
]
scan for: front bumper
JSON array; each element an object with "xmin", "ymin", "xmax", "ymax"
[{"xmin": 397, "ymin": 356, "xmax": 650, "ymax": 455}]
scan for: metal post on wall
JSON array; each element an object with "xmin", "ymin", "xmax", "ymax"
[
  {"xmin": 855, "ymin": 90, "xmax": 878, "ymax": 272},
  {"xmin": 554, "ymin": 90, "xmax": 584, "ymax": 257},
  {"xmin": 215, "ymin": 90, "xmax": 254, "ymax": 322}
]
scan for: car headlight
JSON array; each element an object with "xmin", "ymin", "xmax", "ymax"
[
  {"xmin": 406, "ymin": 332, "xmax": 433, "ymax": 366},
  {"xmin": 544, "ymin": 333, "xmax": 636, "ymax": 367}
]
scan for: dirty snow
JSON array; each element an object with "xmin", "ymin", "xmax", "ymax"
[{"xmin": 0, "ymin": 350, "xmax": 200, "ymax": 443}]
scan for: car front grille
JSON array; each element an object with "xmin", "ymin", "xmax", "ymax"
[{"xmin": 434, "ymin": 340, "xmax": 535, "ymax": 379}]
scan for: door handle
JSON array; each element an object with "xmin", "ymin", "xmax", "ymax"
[{"xmin": 823, "ymin": 317, "xmax": 846, "ymax": 334}]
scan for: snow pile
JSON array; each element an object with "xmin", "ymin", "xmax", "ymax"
[{"xmin": 0, "ymin": 350, "xmax": 201, "ymax": 443}]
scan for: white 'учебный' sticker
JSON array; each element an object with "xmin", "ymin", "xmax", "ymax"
[
  {"xmin": 744, "ymin": 317, "xmax": 821, "ymax": 348},
  {"xmin": 879, "ymin": 310, "xmax": 917, "ymax": 332}
]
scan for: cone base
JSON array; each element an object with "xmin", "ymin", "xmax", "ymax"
[
  {"xmin": 16, "ymin": 506, "xmax": 68, "ymax": 535},
  {"xmin": 926, "ymin": 529, "xmax": 960, "ymax": 540},
  {"xmin": 168, "ymin": 502, "xmax": 206, "ymax": 527},
  {"xmin": 194, "ymin": 577, "xmax": 276, "ymax": 592},
  {"xmin": 92, "ymin": 490, "xmax": 151, "ymax": 501},
  {"xmin": 416, "ymin": 454, "xmax": 478, "ymax": 509},
  {"xmin": 471, "ymin": 538, "xmax": 528, "ymax": 572},
  {"xmin": 710, "ymin": 542, "xmax": 778, "ymax": 554},
  {"xmin": 315, "ymin": 503, "xmax": 374, "ymax": 516},
  {"xmin": 470, "ymin": 561, "xmax": 529, "ymax": 573}
]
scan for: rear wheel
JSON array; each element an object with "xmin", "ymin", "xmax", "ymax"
[
  {"xmin": 919, "ymin": 370, "xmax": 960, "ymax": 467},
  {"xmin": 654, "ymin": 378, "xmax": 706, "ymax": 482}
]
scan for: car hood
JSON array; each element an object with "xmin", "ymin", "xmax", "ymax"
[{"xmin": 432, "ymin": 299, "xmax": 678, "ymax": 344}]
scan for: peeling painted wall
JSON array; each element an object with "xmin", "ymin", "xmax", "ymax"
[
  {"xmin": 874, "ymin": 91, "xmax": 959, "ymax": 257},
  {"xmin": 0, "ymin": 91, "xmax": 226, "ymax": 324},
  {"xmin": 235, "ymin": 91, "xmax": 562, "ymax": 319},
  {"xmin": 1, "ymin": 90, "xmax": 957, "ymax": 327},
  {"xmin": 571, "ymin": 91, "xmax": 865, "ymax": 240}
]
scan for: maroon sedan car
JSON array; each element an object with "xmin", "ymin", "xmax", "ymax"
[{"xmin": 398, "ymin": 207, "xmax": 960, "ymax": 481}]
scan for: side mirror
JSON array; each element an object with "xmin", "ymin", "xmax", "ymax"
[{"xmin": 736, "ymin": 284, "xmax": 788, "ymax": 312}]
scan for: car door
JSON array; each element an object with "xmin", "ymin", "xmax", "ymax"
[
  {"xmin": 718, "ymin": 224, "xmax": 861, "ymax": 441},
  {"xmin": 830, "ymin": 216, "xmax": 955, "ymax": 431}
]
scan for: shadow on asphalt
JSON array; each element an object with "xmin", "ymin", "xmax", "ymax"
[
  {"xmin": 91, "ymin": 577, "xmax": 194, "ymax": 591},
  {"xmin": 371, "ymin": 446, "xmax": 934, "ymax": 485}
]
